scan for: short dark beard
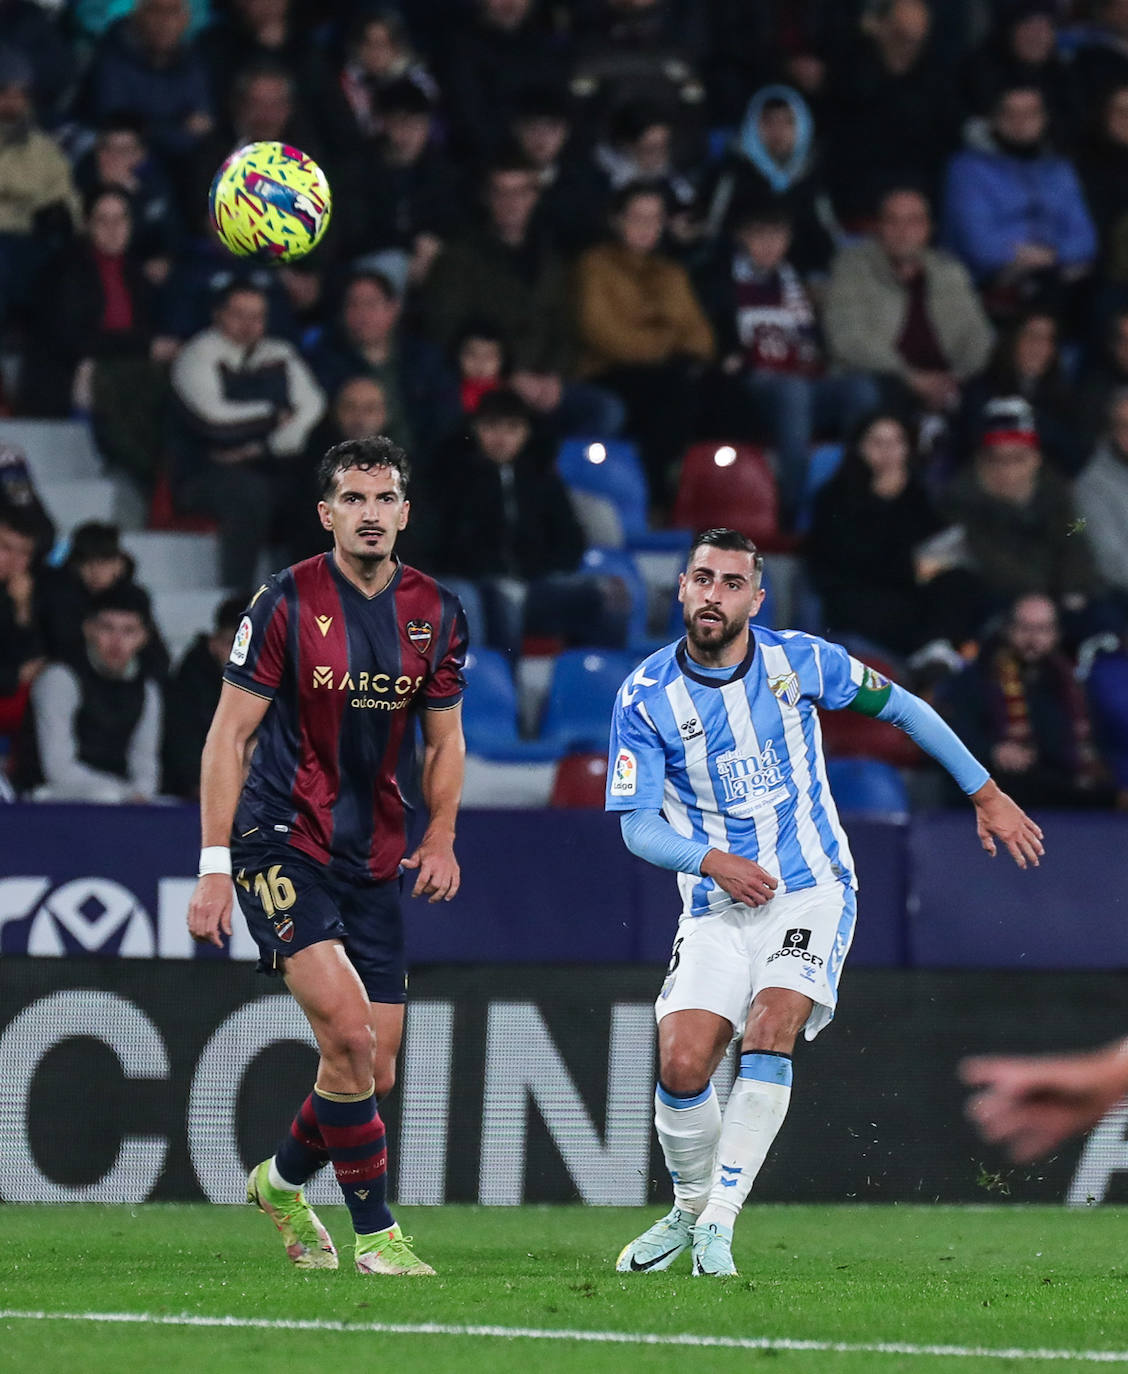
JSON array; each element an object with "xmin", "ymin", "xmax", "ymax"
[{"xmin": 684, "ymin": 609, "xmax": 745, "ymax": 664}]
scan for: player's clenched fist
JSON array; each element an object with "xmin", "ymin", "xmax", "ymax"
[
  {"xmin": 701, "ymin": 849, "xmax": 778, "ymax": 907},
  {"xmin": 187, "ymin": 873, "xmax": 234, "ymax": 948}
]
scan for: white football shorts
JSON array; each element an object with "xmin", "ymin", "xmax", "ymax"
[{"xmin": 654, "ymin": 882, "xmax": 857, "ymax": 1041}]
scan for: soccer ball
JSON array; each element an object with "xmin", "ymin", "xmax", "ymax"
[{"xmin": 209, "ymin": 141, "xmax": 331, "ymax": 263}]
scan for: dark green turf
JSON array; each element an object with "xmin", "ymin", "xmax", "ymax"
[{"xmin": 2, "ymin": 1204, "xmax": 1126, "ymax": 1373}]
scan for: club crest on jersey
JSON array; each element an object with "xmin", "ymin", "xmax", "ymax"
[
  {"xmin": 769, "ymin": 670, "xmax": 801, "ymax": 707},
  {"xmin": 610, "ymin": 747, "xmax": 637, "ymax": 796},
  {"xmin": 274, "ymin": 917, "xmax": 294, "ymax": 943},
  {"xmin": 229, "ymin": 615, "xmax": 253, "ymax": 666},
  {"xmin": 406, "ymin": 619, "xmax": 433, "ymax": 652}
]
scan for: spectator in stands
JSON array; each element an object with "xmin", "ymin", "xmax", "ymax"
[
  {"xmin": 162, "ymin": 593, "xmax": 241, "ymax": 798},
  {"xmin": 958, "ymin": 310, "xmax": 1082, "ymax": 477},
  {"xmin": 1076, "ymin": 390, "xmax": 1128, "ymax": 606},
  {"xmin": 454, "ymin": 320, "xmax": 507, "ymax": 416},
  {"xmin": 0, "ymin": 48, "xmax": 81, "ymax": 329},
  {"xmin": 189, "ymin": 61, "xmax": 321, "ymax": 210},
  {"xmin": 824, "ymin": 187, "xmax": 994, "ymax": 418},
  {"xmin": 941, "ymin": 593, "xmax": 1116, "ymax": 810},
  {"xmin": 422, "ymin": 157, "xmax": 623, "ymax": 439},
  {"xmin": 825, "ymin": 0, "xmax": 960, "ymax": 222},
  {"xmin": 1079, "ymin": 308, "xmax": 1128, "ymax": 446},
  {"xmin": 306, "ymin": 271, "xmax": 459, "ymax": 461},
  {"xmin": 442, "ymin": 0, "xmax": 569, "ymax": 159},
  {"xmin": 942, "ymin": 85, "xmax": 1096, "ymax": 314},
  {"xmin": 592, "ymin": 101, "xmax": 698, "ymax": 232},
  {"xmin": 75, "ymin": 116, "xmax": 181, "ymax": 283},
  {"xmin": 22, "ymin": 190, "xmax": 178, "ymax": 491},
  {"xmin": 0, "ymin": 504, "xmax": 44, "ymax": 702},
  {"xmin": 0, "ymin": 0, "xmax": 77, "ymax": 125},
  {"xmin": 942, "ymin": 398, "xmax": 1102, "ymax": 617},
  {"xmin": 334, "ymin": 77, "xmax": 458, "ymax": 286},
  {"xmin": 320, "ymin": 7, "xmax": 437, "ymax": 156},
  {"xmin": 962, "ymin": 1, "xmax": 1074, "ymax": 127},
  {"xmin": 36, "ymin": 520, "xmax": 169, "ymax": 679},
  {"xmin": 20, "ymin": 583, "xmax": 163, "ymax": 803},
  {"xmin": 83, "ymin": 0, "xmax": 214, "ymax": 161},
  {"xmin": 508, "ymin": 84, "xmax": 607, "ymax": 254},
  {"xmin": 698, "ymin": 202, "xmax": 879, "ymax": 522},
  {"xmin": 1069, "ymin": 0, "xmax": 1128, "ymax": 104},
  {"xmin": 201, "ymin": 0, "xmax": 314, "ymax": 106},
  {"xmin": 170, "ymin": 281, "xmax": 325, "ymax": 588},
  {"xmin": 0, "ymin": 438, "xmax": 54, "ymax": 554},
  {"xmin": 806, "ymin": 412, "xmax": 979, "ymax": 660},
  {"xmin": 574, "ymin": 182, "xmax": 715, "ymax": 498},
  {"xmin": 1077, "ymin": 84, "xmax": 1128, "ymax": 277},
  {"xmin": 431, "ymin": 387, "xmax": 625, "ymax": 654},
  {"xmin": 702, "ymin": 85, "xmax": 839, "ymax": 277}
]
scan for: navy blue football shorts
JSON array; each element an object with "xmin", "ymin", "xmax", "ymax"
[{"xmin": 230, "ymin": 836, "xmax": 406, "ymax": 1003}]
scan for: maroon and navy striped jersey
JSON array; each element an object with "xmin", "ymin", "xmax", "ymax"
[{"xmin": 224, "ymin": 552, "xmax": 467, "ymax": 881}]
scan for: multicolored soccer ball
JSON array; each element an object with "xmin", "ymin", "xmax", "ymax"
[{"xmin": 209, "ymin": 141, "xmax": 331, "ymax": 263}]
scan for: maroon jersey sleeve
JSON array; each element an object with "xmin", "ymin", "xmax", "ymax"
[
  {"xmin": 223, "ymin": 578, "xmax": 290, "ymax": 700},
  {"xmin": 423, "ymin": 592, "xmax": 468, "ymax": 710}
]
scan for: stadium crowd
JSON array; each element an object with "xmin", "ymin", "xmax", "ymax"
[{"xmin": 0, "ymin": 0, "xmax": 1127, "ymax": 806}]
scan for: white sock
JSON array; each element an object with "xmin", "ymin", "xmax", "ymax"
[
  {"xmin": 697, "ymin": 1052, "xmax": 792, "ymax": 1233},
  {"xmin": 654, "ymin": 1081, "xmax": 722, "ymax": 1216},
  {"xmin": 268, "ymin": 1157, "xmax": 303, "ymax": 1193}
]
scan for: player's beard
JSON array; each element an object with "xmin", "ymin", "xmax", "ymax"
[{"xmin": 684, "ymin": 607, "xmax": 743, "ymax": 656}]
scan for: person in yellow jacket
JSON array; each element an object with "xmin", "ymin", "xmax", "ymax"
[
  {"xmin": 574, "ymin": 183, "xmax": 715, "ymax": 500},
  {"xmin": 0, "ymin": 48, "xmax": 81, "ymax": 327}
]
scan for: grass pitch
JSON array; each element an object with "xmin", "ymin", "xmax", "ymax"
[{"xmin": 2, "ymin": 1204, "xmax": 1127, "ymax": 1374}]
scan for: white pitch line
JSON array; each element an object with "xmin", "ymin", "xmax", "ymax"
[{"xmin": 1, "ymin": 1310, "xmax": 1127, "ymax": 1363}]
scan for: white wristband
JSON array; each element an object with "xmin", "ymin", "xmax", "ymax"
[{"xmin": 198, "ymin": 846, "xmax": 232, "ymax": 877}]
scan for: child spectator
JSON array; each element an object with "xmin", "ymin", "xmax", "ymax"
[{"xmin": 455, "ymin": 320, "xmax": 507, "ymax": 415}]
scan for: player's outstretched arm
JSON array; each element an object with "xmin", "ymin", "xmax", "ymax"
[
  {"xmin": 187, "ymin": 682, "xmax": 270, "ymax": 948},
  {"xmin": 858, "ymin": 681, "xmax": 1044, "ymax": 868},
  {"xmin": 959, "ymin": 1039, "xmax": 1128, "ymax": 1162},
  {"xmin": 404, "ymin": 703, "xmax": 465, "ymax": 903}
]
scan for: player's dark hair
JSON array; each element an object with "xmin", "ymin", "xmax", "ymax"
[
  {"xmin": 688, "ymin": 528, "xmax": 764, "ymax": 580},
  {"xmin": 317, "ymin": 435, "xmax": 410, "ymax": 499}
]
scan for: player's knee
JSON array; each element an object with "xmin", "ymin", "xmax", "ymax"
[
  {"xmin": 744, "ymin": 999, "xmax": 804, "ymax": 1053},
  {"xmin": 324, "ymin": 1022, "xmax": 377, "ymax": 1084},
  {"xmin": 659, "ymin": 1045, "xmax": 712, "ymax": 1097}
]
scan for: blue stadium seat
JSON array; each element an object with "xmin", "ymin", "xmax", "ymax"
[
  {"xmin": 824, "ymin": 758, "xmax": 909, "ymax": 816},
  {"xmin": 539, "ymin": 648, "xmax": 638, "ymax": 752},
  {"xmin": 462, "ymin": 648, "xmax": 562, "ymax": 762},
  {"xmin": 795, "ymin": 442, "xmax": 845, "ymax": 534},
  {"xmin": 581, "ymin": 546, "xmax": 651, "ymax": 650},
  {"xmin": 557, "ymin": 438, "xmax": 649, "ymax": 540},
  {"xmin": 665, "ymin": 562, "xmax": 776, "ymax": 638}
]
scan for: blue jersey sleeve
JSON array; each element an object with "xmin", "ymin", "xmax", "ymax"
[
  {"xmin": 802, "ymin": 636, "xmax": 879, "ymax": 711},
  {"xmin": 605, "ymin": 680, "xmax": 667, "ymax": 812}
]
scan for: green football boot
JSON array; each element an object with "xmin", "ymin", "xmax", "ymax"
[
  {"xmin": 355, "ymin": 1222, "xmax": 436, "ymax": 1276},
  {"xmin": 246, "ymin": 1160, "xmax": 338, "ymax": 1270}
]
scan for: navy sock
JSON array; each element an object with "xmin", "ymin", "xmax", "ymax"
[
  {"xmin": 273, "ymin": 1092, "xmax": 329, "ymax": 1187},
  {"xmin": 312, "ymin": 1085, "xmax": 394, "ymax": 1235}
]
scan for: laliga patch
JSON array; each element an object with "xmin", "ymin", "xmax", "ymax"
[
  {"xmin": 229, "ymin": 615, "xmax": 253, "ymax": 666},
  {"xmin": 406, "ymin": 619, "xmax": 433, "ymax": 652},
  {"xmin": 610, "ymin": 747, "xmax": 637, "ymax": 796}
]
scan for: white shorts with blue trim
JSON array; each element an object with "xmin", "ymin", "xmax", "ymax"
[{"xmin": 654, "ymin": 882, "xmax": 857, "ymax": 1041}]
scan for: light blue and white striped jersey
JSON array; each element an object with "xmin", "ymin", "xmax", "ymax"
[{"xmin": 606, "ymin": 628, "xmax": 877, "ymax": 917}]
